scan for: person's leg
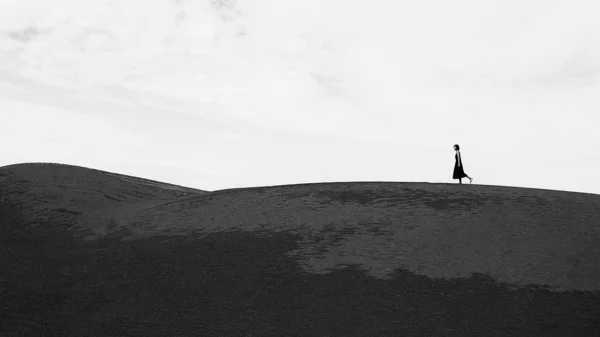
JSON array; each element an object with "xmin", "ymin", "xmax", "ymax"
[
  {"xmin": 466, "ymin": 175, "xmax": 473, "ymax": 184},
  {"xmin": 458, "ymin": 178, "xmax": 462, "ymax": 184}
]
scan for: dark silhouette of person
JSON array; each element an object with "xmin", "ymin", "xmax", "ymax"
[{"xmin": 453, "ymin": 144, "xmax": 473, "ymax": 184}]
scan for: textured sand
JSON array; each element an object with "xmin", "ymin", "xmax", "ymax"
[{"xmin": 1, "ymin": 163, "xmax": 599, "ymax": 336}]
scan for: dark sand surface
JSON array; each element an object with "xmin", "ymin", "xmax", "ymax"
[{"xmin": 1, "ymin": 163, "xmax": 599, "ymax": 336}]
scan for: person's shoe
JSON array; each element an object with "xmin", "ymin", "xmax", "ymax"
[{"xmin": 469, "ymin": 177, "xmax": 473, "ymax": 184}]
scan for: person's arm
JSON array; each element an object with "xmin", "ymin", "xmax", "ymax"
[{"xmin": 457, "ymin": 151, "xmax": 461, "ymax": 166}]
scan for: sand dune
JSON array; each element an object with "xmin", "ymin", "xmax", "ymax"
[
  {"xmin": 1, "ymin": 163, "xmax": 599, "ymax": 335},
  {"xmin": 0, "ymin": 163, "xmax": 207, "ymax": 239}
]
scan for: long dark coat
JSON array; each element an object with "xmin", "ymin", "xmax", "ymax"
[{"xmin": 453, "ymin": 151, "xmax": 468, "ymax": 179}]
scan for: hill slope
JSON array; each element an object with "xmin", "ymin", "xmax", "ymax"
[
  {"xmin": 1, "ymin": 163, "xmax": 599, "ymax": 336},
  {"xmin": 0, "ymin": 163, "xmax": 207, "ymax": 240}
]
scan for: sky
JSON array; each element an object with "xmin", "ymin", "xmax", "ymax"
[{"xmin": 0, "ymin": 0, "xmax": 599, "ymax": 194}]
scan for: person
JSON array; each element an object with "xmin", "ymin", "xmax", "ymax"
[{"xmin": 453, "ymin": 144, "xmax": 473, "ymax": 184}]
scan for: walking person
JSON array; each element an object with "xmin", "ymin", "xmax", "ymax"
[{"xmin": 453, "ymin": 144, "xmax": 473, "ymax": 184}]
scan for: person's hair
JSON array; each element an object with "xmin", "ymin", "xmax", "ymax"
[{"xmin": 454, "ymin": 144, "xmax": 460, "ymax": 150}]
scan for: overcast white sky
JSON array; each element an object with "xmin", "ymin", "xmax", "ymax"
[{"xmin": 1, "ymin": 0, "xmax": 599, "ymax": 194}]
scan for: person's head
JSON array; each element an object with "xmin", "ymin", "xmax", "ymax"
[{"xmin": 453, "ymin": 144, "xmax": 460, "ymax": 151}]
